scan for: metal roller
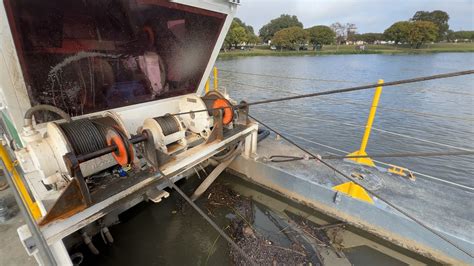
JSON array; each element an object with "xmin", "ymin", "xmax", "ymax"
[
  {"xmin": 202, "ymin": 91, "xmax": 234, "ymax": 125},
  {"xmin": 142, "ymin": 115, "xmax": 187, "ymax": 155},
  {"xmin": 17, "ymin": 112, "xmax": 130, "ymax": 188}
]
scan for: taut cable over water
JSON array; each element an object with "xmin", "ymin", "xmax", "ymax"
[
  {"xmin": 219, "ymin": 77, "xmax": 474, "ymax": 122},
  {"xmin": 249, "ymin": 114, "xmax": 474, "ymax": 259},
  {"xmin": 170, "ymin": 70, "xmax": 474, "ymax": 116}
]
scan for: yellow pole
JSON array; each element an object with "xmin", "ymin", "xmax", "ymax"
[
  {"xmin": 213, "ymin": 67, "xmax": 218, "ymax": 91},
  {"xmin": 0, "ymin": 143, "xmax": 42, "ymax": 220},
  {"xmin": 347, "ymin": 79, "xmax": 383, "ymax": 167},
  {"xmin": 205, "ymin": 78, "xmax": 210, "ymax": 93}
]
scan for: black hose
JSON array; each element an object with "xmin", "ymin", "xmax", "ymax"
[
  {"xmin": 24, "ymin": 104, "xmax": 72, "ymax": 128},
  {"xmin": 257, "ymin": 129, "xmax": 270, "ymax": 143}
]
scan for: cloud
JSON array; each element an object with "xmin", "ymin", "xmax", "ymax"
[{"xmin": 236, "ymin": 0, "xmax": 474, "ymax": 34}]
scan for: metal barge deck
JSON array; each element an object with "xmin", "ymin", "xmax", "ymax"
[{"xmin": 229, "ymin": 134, "xmax": 474, "ymax": 265}]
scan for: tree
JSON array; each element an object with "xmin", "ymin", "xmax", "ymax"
[
  {"xmin": 411, "ymin": 10, "xmax": 449, "ymax": 41},
  {"xmin": 384, "ymin": 21, "xmax": 411, "ymax": 44},
  {"xmin": 353, "ymin": 33, "xmax": 385, "ymax": 44},
  {"xmin": 384, "ymin": 21, "xmax": 438, "ymax": 48},
  {"xmin": 271, "ymin": 27, "xmax": 308, "ymax": 50},
  {"xmin": 246, "ymin": 34, "xmax": 261, "ymax": 45},
  {"xmin": 330, "ymin": 22, "xmax": 345, "ymax": 46},
  {"xmin": 330, "ymin": 22, "xmax": 356, "ymax": 49},
  {"xmin": 224, "ymin": 21, "xmax": 248, "ymax": 49},
  {"xmin": 407, "ymin": 21, "xmax": 438, "ymax": 48},
  {"xmin": 259, "ymin": 14, "xmax": 303, "ymax": 43},
  {"xmin": 306, "ymin": 25, "xmax": 335, "ymax": 49},
  {"xmin": 224, "ymin": 18, "xmax": 261, "ymax": 49},
  {"xmin": 233, "ymin": 18, "xmax": 254, "ymax": 36},
  {"xmin": 233, "ymin": 17, "xmax": 260, "ymax": 45},
  {"xmin": 447, "ymin": 30, "xmax": 474, "ymax": 42},
  {"xmin": 346, "ymin": 23, "xmax": 358, "ymax": 42}
]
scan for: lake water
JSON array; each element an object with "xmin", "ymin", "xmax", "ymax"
[{"xmin": 216, "ymin": 53, "xmax": 474, "ymax": 188}]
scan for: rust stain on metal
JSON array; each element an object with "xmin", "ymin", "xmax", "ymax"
[{"xmin": 38, "ymin": 179, "xmax": 87, "ymax": 226}]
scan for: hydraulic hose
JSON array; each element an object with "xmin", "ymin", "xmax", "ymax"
[{"xmin": 24, "ymin": 104, "xmax": 72, "ymax": 129}]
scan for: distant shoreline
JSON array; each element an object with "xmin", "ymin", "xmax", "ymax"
[{"xmin": 218, "ymin": 43, "xmax": 474, "ymax": 58}]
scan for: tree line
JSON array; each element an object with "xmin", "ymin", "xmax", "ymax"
[{"xmin": 224, "ymin": 10, "xmax": 473, "ymax": 51}]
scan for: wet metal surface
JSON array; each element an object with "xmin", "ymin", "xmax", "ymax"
[{"xmin": 229, "ymin": 135, "xmax": 473, "ymax": 264}]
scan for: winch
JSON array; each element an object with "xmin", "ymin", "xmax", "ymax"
[
  {"xmin": 141, "ymin": 91, "xmax": 238, "ymax": 165},
  {"xmin": 17, "ymin": 109, "xmax": 131, "ymax": 189},
  {"xmin": 142, "ymin": 115, "xmax": 187, "ymax": 156},
  {"xmin": 12, "ymin": 90, "xmax": 249, "ymax": 226}
]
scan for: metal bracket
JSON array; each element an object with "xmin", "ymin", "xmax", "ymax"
[
  {"xmin": 206, "ymin": 109, "xmax": 224, "ymax": 144},
  {"xmin": 38, "ymin": 178, "xmax": 87, "ymax": 226},
  {"xmin": 236, "ymin": 101, "xmax": 249, "ymax": 126},
  {"xmin": 141, "ymin": 130, "xmax": 159, "ymax": 169},
  {"xmin": 38, "ymin": 153, "xmax": 92, "ymax": 225},
  {"xmin": 64, "ymin": 153, "xmax": 92, "ymax": 205}
]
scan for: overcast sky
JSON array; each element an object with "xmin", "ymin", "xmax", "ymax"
[{"xmin": 235, "ymin": 0, "xmax": 474, "ymax": 34}]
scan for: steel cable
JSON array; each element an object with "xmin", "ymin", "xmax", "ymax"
[
  {"xmin": 276, "ymin": 130, "xmax": 474, "ymax": 192},
  {"xmin": 59, "ymin": 119, "xmax": 107, "ymax": 155},
  {"xmin": 218, "ymin": 69, "xmax": 356, "ymax": 83},
  {"xmin": 249, "ymin": 114, "xmax": 474, "ymax": 258},
  {"xmin": 218, "ymin": 69, "xmax": 474, "ymax": 97},
  {"xmin": 246, "ymin": 70, "xmax": 474, "ymax": 107},
  {"xmin": 172, "ymin": 70, "xmax": 474, "ymax": 117},
  {"xmin": 261, "ymin": 109, "xmax": 474, "ymax": 152},
  {"xmin": 220, "ymin": 77, "xmax": 474, "ymax": 122},
  {"xmin": 167, "ymin": 180, "xmax": 257, "ymax": 266},
  {"xmin": 154, "ymin": 116, "xmax": 180, "ymax": 136},
  {"xmin": 267, "ymin": 150, "xmax": 474, "ymax": 161},
  {"xmin": 134, "ymin": 149, "xmax": 257, "ymax": 265}
]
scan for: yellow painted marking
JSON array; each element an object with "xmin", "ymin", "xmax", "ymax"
[
  {"xmin": 213, "ymin": 67, "xmax": 218, "ymax": 91},
  {"xmin": 333, "ymin": 181, "xmax": 374, "ymax": 204},
  {"xmin": 0, "ymin": 145, "xmax": 42, "ymax": 220},
  {"xmin": 205, "ymin": 78, "xmax": 210, "ymax": 93},
  {"xmin": 388, "ymin": 164, "xmax": 416, "ymax": 181}
]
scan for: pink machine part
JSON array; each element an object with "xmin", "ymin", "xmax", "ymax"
[{"xmin": 138, "ymin": 52, "xmax": 165, "ymax": 96}]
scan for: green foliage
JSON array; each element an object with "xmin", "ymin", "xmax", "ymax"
[
  {"xmin": 224, "ymin": 18, "xmax": 261, "ymax": 49},
  {"xmin": 447, "ymin": 30, "xmax": 474, "ymax": 42},
  {"xmin": 353, "ymin": 33, "xmax": 385, "ymax": 44},
  {"xmin": 384, "ymin": 21, "xmax": 438, "ymax": 48},
  {"xmin": 272, "ymin": 26, "xmax": 308, "ymax": 50},
  {"xmin": 411, "ymin": 10, "xmax": 449, "ymax": 41},
  {"xmin": 384, "ymin": 21, "xmax": 412, "ymax": 44},
  {"xmin": 306, "ymin": 25, "xmax": 335, "ymax": 47},
  {"xmin": 408, "ymin": 21, "xmax": 438, "ymax": 48},
  {"xmin": 224, "ymin": 22, "xmax": 247, "ymax": 49},
  {"xmin": 233, "ymin": 18, "xmax": 255, "ymax": 36},
  {"xmin": 259, "ymin": 14, "xmax": 303, "ymax": 42}
]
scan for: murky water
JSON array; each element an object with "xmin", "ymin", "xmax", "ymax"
[
  {"xmin": 79, "ymin": 173, "xmax": 435, "ymax": 265},
  {"xmin": 217, "ymin": 53, "xmax": 474, "ymax": 188}
]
